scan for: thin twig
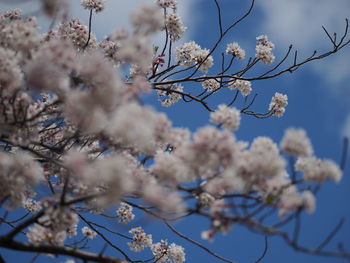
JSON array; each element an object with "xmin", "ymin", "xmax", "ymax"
[
  {"xmin": 164, "ymin": 221, "xmax": 237, "ymax": 263},
  {"xmin": 253, "ymin": 236, "xmax": 268, "ymax": 263}
]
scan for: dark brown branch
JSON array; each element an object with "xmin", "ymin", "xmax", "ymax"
[
  {"xmin": 152, "ymin": 86, "xmax": 214, "ymax": 112},
  {"xmin": 214, "ymin": 0, "xmax": 223, "ymax": 37},
  {"xmin": 84, "ymin": 10, "xmax": 93, "ymax": 49},
  {"xmin": 0, "ymin": 238, "xmax": 124, "ymax": 263},
  {"xmin": 4, "ymin": 211, "xmax": 44, "ymax": 240}
]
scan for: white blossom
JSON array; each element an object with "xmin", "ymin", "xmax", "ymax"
[
  {"xmin": 165, "ymin": 13, "xmax": 186, "ymax": 41},
  {"xmin": 157, "ymin": 85, "xmax": 183, "ymax": 106},
  {"xmin": 150, "ymin": 151, "xmax": 191, "ymax": 184},
  {"xmin": 0, "ymin": 15, "xmax": 41, "ymax": 54},
  {"xmin": 99, "ymin": 39, "xmax": 120, "ymax": 63},
  {"xmin": 82, "ymin": 226, "xmax": 97, "ymax": 239},
  {"xmin": 81, "ymin": 0, "xmax": 105, "ymax": 13},
  {"xmin": 26, "ymin": 39, "xmax": 76, "ymax": 93},
  {"xmin": 0, "ymin": 47, "xmax": 23, "ymax": 94},
  {"xmin": 175, "ymin": 126, "xmax": 238, "ymax": 180},
  {"xmin": 167, "ymin": 128, "xmax": 191, "ymax": 149},
  {"xmin": 279, "ymin": 189, "xmax": 316, "ymax": 216},
  {"xmin": 210, "ymin": 104, "xmax": 241, "ymax": 131},
  {"xmin": 156, "ymin": 0, "xmax": 177, "ymax": 9},
  {"xmin": 27, "ymin": 224, "xmax": 67, "ymax": 246},
  {"xmin": 0, "ymin": 9, "xmax": 21, "ymax": 20},
  {"xmin": 0, "ymin": 152, "xmax": 43, "ymax": 209},
  {"xmin": 198, "ymin": 192, "xmax": 216, "ymax": 208},
  {"xmin": 22, "ymin": 198, "xmax": 42, "ymax": 213},
  {"xmin": 27, "ymin": 207, "xmax": 78, "ymax": 246},
  {"xmin": 280, "ymin": 128, "xmax": 313, "ymax": 157},
  {"xmin": 234, "ymin": 137, "xmax": 285, "ymax": 186},
  {"xmin": 226, "ymin": 42, "xmax": 245, "ymax": 60},
  {"xmin": 117, "ymin": 202, "xmax": 135, "ymax": 223},
  {"xmin": 295, "ymin": 157, "xmax": 342, "ymax": 183},
  {"xmin": 202, "ymin": 78, "xmax": 220, "ymax": 91},
  {"xmin": 175, "ymin": 41, "xmax": 213, "ymax": 73},
  {"xmin": 58, "ymin": 19, "xmax": 97, "ymax": 50},
  {"xmin": 128, "ymin": 227, "xmax": 153, "ymax": 252},
  {"xmin": 255, "ymin": 35, "xmax": 275, "ymax": 64},
  {"xmin": 142, "ymin": 181, "xmax": 186, "ymax": 214},
  {"xmin": 107, "ymin": 103, "xmax": 172, "ymax": 153},
  {"xmin": 151, "ymin": 240, "xmax": 185, "ymax": 263},
  {"xmin": 229, "ymin": 79, "xmax": 252, "ymax": 96},
  {"xmin": 166, "ymin": 243, "xmax": 186, "ymax": 263},
  {"xmin": 269, "ymin": 92, "xmax": 288, "ymax": 117}
]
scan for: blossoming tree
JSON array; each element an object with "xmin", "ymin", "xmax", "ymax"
[{"xmin": 0, "ymin": 0, "xmax": 349, "ymax": 262}]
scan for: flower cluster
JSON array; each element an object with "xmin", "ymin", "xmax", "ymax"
[
  {"xmin": 202, "ymin": 78, "xmax": 220, "ymax": 91},
  {"xmin": 22, "ymin": 198, "xmax": 42, "ymax": 213},
  {"xmin": 26, "ymin": 39, "xmax": 76, "ymax": 93},
  {"xmin": 226, "ymin": 42, "xmax": 245, "ymax": 60},
  {"xmin": 269, "ymin": 92, "xmax": 288, "ymax": 117},
  {"xmin": 280, "ymin": 128, "xmax": 313, "ymax": 157},
  {"xmin": 210, "ymin": 104, "xmax": 241, "ymax": 131},
  {"xmin": 175, "ymin": 41, "xmax": 213, "ymax": 73},
  {"xmin": 106, "ymin": 103, "xmax": 172, "ymax": 153},
  {"xmin": 58, "ymin": 18, "xmax": 97, "ymax": 50},
  {"xmin": 156, "ymin": 0, "xmax": 177, "ymax": 9},
  {"xmin": 0, "ymin": 47, "xmax": 23, "ymax": 94},
  {"xmin": 165, "ymin": 13, "xmax": 186, "ymax": 41},
  {"xmin": 0, "ymin": 14, "xmax": 40, "ymax": 55},
  {"xmin": 0, "ymin": 9, "xmax": 21, "ymax": 20},
  {"xmin": 128, "ymin": 227, "xmax": 153, "ymax": 252},
  {"xmin": 0, "ymin": 152, "xmax": 43, "ymax": 208},
  {"xmin": 82, "ymin": 226, "xmax": 97, "ymax": 239},
  {"xmin": 197, "ymin": 192, "xmax": 216, "ymax": 208},
  {"xmin": 255, "ymin": 35, "xmax": 275, "ymax": 64},
  {"xmin": 174, "ymin": 126, "xmax": 238, "ymax": 183},
  {"xmin": 157, "ymin": 85, "xmax": 183, "ymax": 106},
  {"xmin": 27, "ymin": 207, "xmax": 78, "ymax": 246},
  {"xmin": 151, "ymin": 240, "xmax": 186, "ymax": 263},
  {"xmin": 229, "ymin": 79, "xmax": 252, "ymax": 96},
  {"xmin": 27, "ymin": 224, "xmax": 67, "ymax": 246},
  {"xmin": 279, "ymin": 188, "xmax": 316, "ymax": 216},
  {"xmin": 81, "ymin": 0, "xmax": 105, "ymax": 13},
  {"xmin": 240, "ymin": 137, "xmax": 286, "ymax": 182},
  {"xmin": 295, "ymin": 157, "xmax": 342, "ymax": 182},
  {"xmin": 150, "ymin": 151, "xmax": 191, "ymax": 184},
  {"xmin": 99, "ymin": 39, "xmax": 120, "ymax": 63},
  {"xmin": 117, "ymin": 202, "xmax": 135, "ymax": 223}
]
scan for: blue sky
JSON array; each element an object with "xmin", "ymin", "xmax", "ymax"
[{"xmin": 0, "ymin": 0, "xmax": 349, "ymax": 262}]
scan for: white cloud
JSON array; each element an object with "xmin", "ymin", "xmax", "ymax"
[
  {"xmin": 0, "ymin": 0, "xmax": 195, "ymax": 39},
  {"xmin": 257, "ymin": 0, "xmax": 350, "ymax": 87},
  {"xmin": 80, "ymin": 0, "xmax": 195, "ymax": 41}
]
